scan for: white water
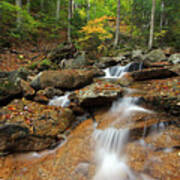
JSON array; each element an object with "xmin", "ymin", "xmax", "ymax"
[
  {"xmin": 103, "ymin": 62, "xmax": 143, "ymax": 79},
  {"xmin": 92, "ymin": 97, "xmax": 154, "ymax": 180},
  {"xmin": 48, "ymin": 92, "xmax": 70, "ymax": 107}
]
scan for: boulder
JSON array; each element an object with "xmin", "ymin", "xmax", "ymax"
[
  {"xmin": 20, "ymin": 79, "xmax": 35, "ymax": 97},
  {"xmin": 0, "ymin": 74, "xmax": 22, "ymax": 102},
  {"xmin": 168, "ymin": 53, "xmax": 180, "ymax": 64},
  {"xmin": 131, "ymin": 68, "xmax": 177, "ymax": 81},
  {"xmin": 30, "ymin": 69, "xmax": 95, "ymax": 90},
  {"xmin": 0, "ymin": 99, "xmax": 75, "ymax": 153},
  {"xmin": 145, "ymin": 49, "xmax": 166, "ymax": 62},
  {"xmin": 132, "ymin": 49, "xmax": 144, "ymax": 60},
  {"xmin": 170, "ymin": 64, "xmax": 180, "ymax": 75},
  {"xmin": 73, "ymin": 81, "xmax": 124, "ymax": 107},
  {"xmin": 62, "ymin": 51, "xmax": 90, "ymax": 69},
  {"xmin": 96, "ymin": 56, "xmax": 127, "ymax": 68}
]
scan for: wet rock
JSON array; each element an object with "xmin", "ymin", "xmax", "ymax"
[
  {"xmin": 33, "ymin": 90, "xmax": 49, "ymax": 103},
  {"xmin": 73, "ymin": 81, "xmax": 124, "ymax": 107},
  {"xmin": 20, "ymin": 79, "xmax": 35, "ymax": 97},
  {"xmin": 30, "ymin": 69, "xmax": 95, "ymax": 90},
  {"xmin": 145, "ymin": 49, "xmax": 166, "ymax": 62},
  {"xmin": 33, "ymin": 87, "xmax": 64, "ymax": 103},
  {"xmin": 130, "ymin": 76, "xmax": 180, "ymax": 116},
  {"xmin": 97, "ymin": 56, "xmax": 126, "ymax": 68},
  {"xmin": 131, "ymin": 68, "xmax": 177, "ymax": 81},
  {"xmin": 0, "ymin": 99, "xmax": 75, "ymax": 153},
  {"xmin": 170, "ymin": 64, "xmax": 180, "ymax": 75},
  {"xmin": 42, "ymin": 87, "xmax": 64, "ymax": 99},
  {"xmin": 116, "ymin": 73, "xmax": 134, "ymax": 86},
  {"xmin": 168, "ymin": 53, "xmax": 180, "ymax": 64}
]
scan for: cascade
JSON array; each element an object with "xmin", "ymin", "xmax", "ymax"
[
  {"xmin": 103, "ymin": 62, "xmax": 143, "ymax": 78},
  {"xmin": 92, "ymin": 96, "xmax": 154, "ymax": 180},
  {"xmin": 48, "ymin": 92, "xmax": 70, "ymax": 107}
]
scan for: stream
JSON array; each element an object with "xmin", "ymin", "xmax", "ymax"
[{"xmin": 0, "ymin": 63, "xmax": 179, "ymax": 180}]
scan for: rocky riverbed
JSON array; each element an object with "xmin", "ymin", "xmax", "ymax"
[{"xmin": 0, "ymin": 47, "xmax": 179, "ymax": 179}]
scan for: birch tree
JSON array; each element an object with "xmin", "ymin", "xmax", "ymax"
[
  {"xmin": 27, "ymin": 0, "xmax": 30, "ymax": 13},
  {"xmin": 56, "ymin": 0, "xmax": 61, "ymax": 20},
  {"xmin": 68, "ymin": 0, "xmax": 73, "ymax": 43},
  {"xmin": 148, "ymin": 0, "xmax": 156, "ymax": 49},
  {"xmin": 16, "ymin": 0, "xmax": 22, "ymax": 28},
  {"xmin": 114, "ymin": 0, "xmax": 120, "ymax": 47},
  {"xmin": 160, "ymin": 0, "xmax": 164, "ymax": 30},
  {"xmin": 87, "ymin": 0, "xmax": 90, "ymax": 21}
]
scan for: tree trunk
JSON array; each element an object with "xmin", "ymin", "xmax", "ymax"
[
  {"xmin": 87, "ymin": 0, "xmax": 90, "ymax": 21},
  {"xmin": 40, "ymin": 0, "xmax": 44, "ymax": 11},
  {"xmin": 114, "ymin": 0, "xmax": 120, "ymax": 47},
  {"xmin": 27, "ymin": 0, "xmax": 30, "ymax": 13},
  {"xmin": 148, "ymin": 0, "xmax": 156, "ymax": 50},
  {"xmin": 56, "ymin": 0, "xmax": 61, "ymax": 20},
  {"xmin": 160, "ymin": 0, "xmax": 164, "ymax": 30},
  {"xmin": 16, "ymin": 0, "xmax": 22, "ymax": 28},
  {"xmin": 68, "ymin": 0, "xmax": 73, "ymax": 43}
]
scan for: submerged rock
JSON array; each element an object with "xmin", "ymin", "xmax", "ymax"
[{"xmin": 0, "ymin": 99, "xmax": 75, "ymax": 153}]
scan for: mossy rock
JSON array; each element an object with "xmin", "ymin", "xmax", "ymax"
[{"xmin": 27, "ymin": 59, "xmax": 58, "ymax": 71}]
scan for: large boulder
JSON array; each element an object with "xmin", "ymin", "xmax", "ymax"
[
  {"xmin": 73, "ymin": 80, "xmax": 124, "ymax": 108},
  {"xmin": 168, "ymin": 53, "xmax": 180, "ymax": 64},
  {"xmin": 0, "ymin": 99, "xmax": 75, "ymax": 153},
  {"xmin": 130, "ymin": 68, "xmax": 177, "ymax": 81},
  {"xmin": 30, "ymin": 69, "xmax": 95, "ymax": 90},
  {"xmin": 145, "ymin": 49, "xmax": 166, "ymax": 62}
]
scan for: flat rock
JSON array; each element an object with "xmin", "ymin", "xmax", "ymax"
[
  {"xmin": 73, "ymin": 81, "xmax": 124, "ymax": 107},
  {"xmin": 130, "ymin": 68, "xmax": 177, "ymax": 81}
]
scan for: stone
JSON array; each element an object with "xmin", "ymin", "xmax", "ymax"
[
  {"xmin": 73, "ymin": 81, "xmax": 124, "ymax": 108},
  {"xmin": 168, "ymin": 53, "xmax": 180, "ymax": 64},
  {"xmin": 130, "ymin": 68, "xmax": 177, "ymax": 81},
  {"xmin": 132, "ymin": 49, "xmax": 144, "ymax": 60},
  {"xmin": 145, "ymin": 49, "xmax": 166, "ymax": 62},
  {"xmin": 30, "ymin": 69, "xmax": 95, "ymax": 90},
  {"xmin": 0, "ymin": 99, "xmax": 75, "ymax": 153},
  {"xmin": 20, "ymin": 79, "xmax": 35, "ymax": 97},
  {"xmin": 0, "ymin": 74, "xmax": 22, "ymax": 102}
]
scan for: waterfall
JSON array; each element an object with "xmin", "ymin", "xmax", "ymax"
[
  {"xmin": 103, "ymin": 62, "xmax": 143, "ymax": 78},
  {"xmin": 92, "ymin": 96, "xmax": 154, "ymax": 180},
  {"xmin": 48, "ymin": 92, "xmax": 70, "ymax": 107}
]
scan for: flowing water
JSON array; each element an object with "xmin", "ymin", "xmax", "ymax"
[
  {"xmin": 103, "ymin": 62, "xmax": 143, "ymax": 79},
  {"xmin": 92, "ymin": 96, "xmax": 154, "ymax": 180},
  {"xmin": 48, "ymin": 92, "xmax": 70, "ymax": 107}
]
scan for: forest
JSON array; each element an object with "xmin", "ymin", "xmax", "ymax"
[
  {"xmin": 0, "ymin": 0, "xmax": 180, "ymax": 53},
  {"xmin": 0, "ymin": 1, "xmax": 180, "ymax": 180}
]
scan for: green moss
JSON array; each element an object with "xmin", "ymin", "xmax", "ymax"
[
  {"xmin": 39, "ymin": 59, "xmax": 52, "ymax": 67},
  {"xmin": 27, "ymin": 61, "xmax": 39, "ymax": 70}
]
